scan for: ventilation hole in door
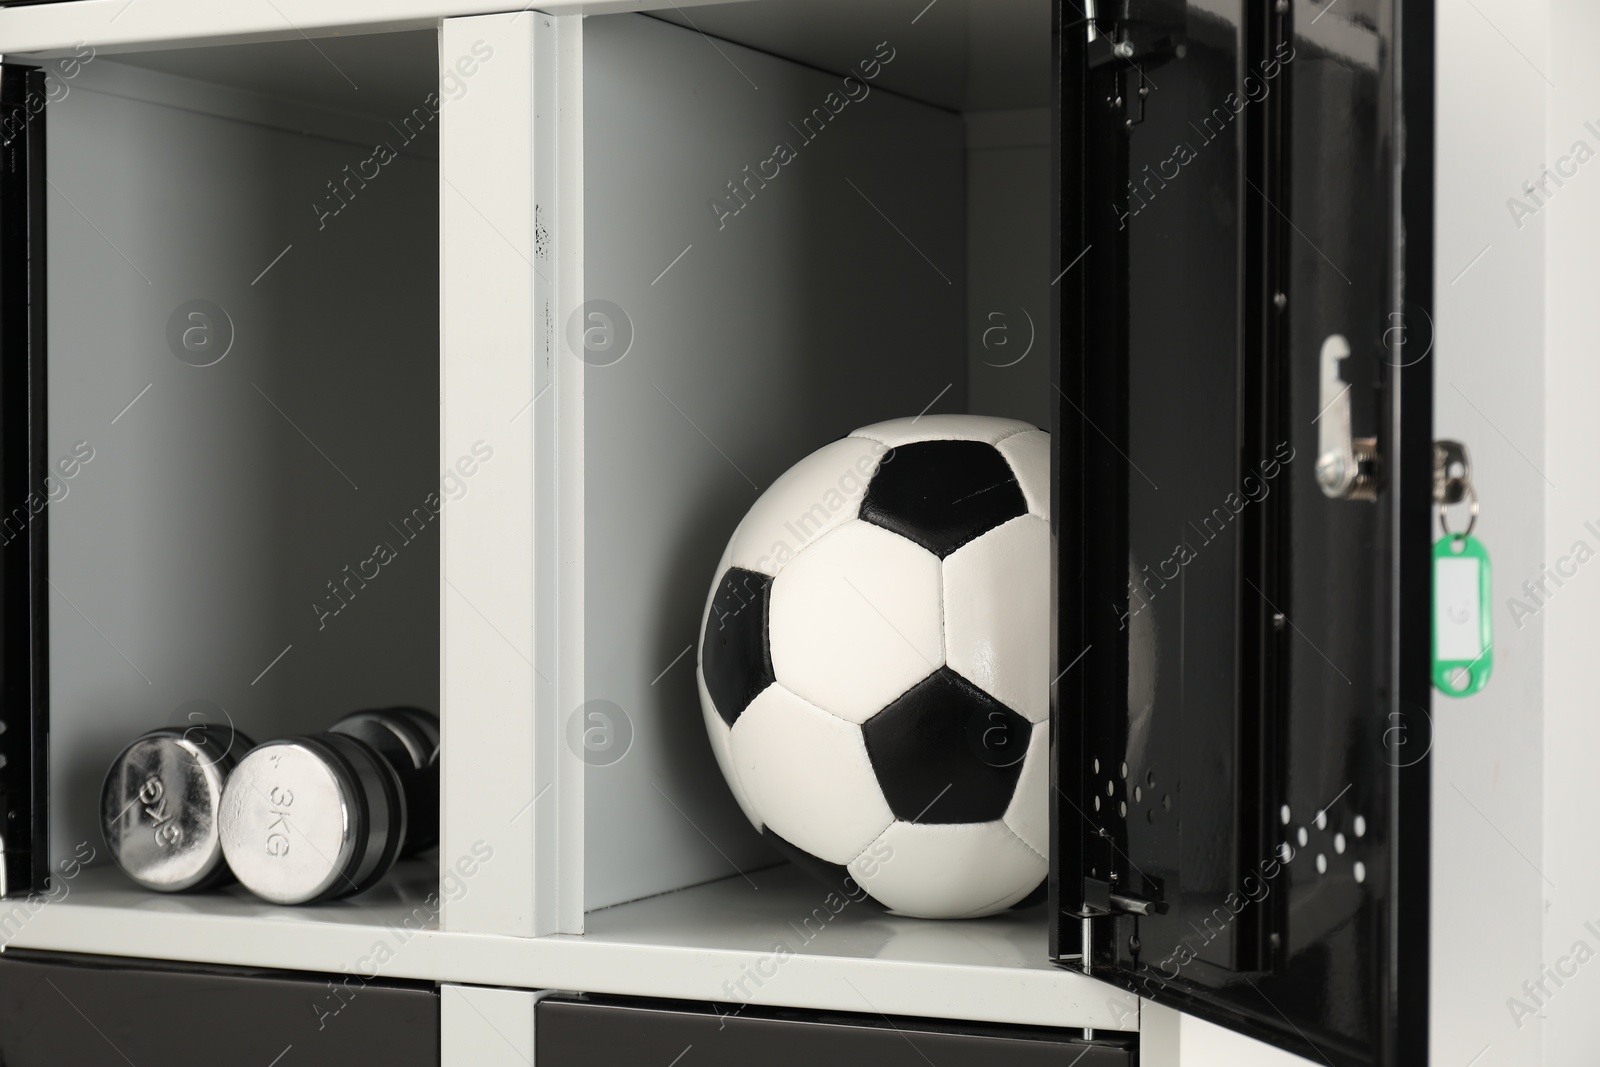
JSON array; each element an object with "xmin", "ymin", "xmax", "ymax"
[
  {"xmin": 1297, "ymin": 826, "xmax": 1308, "ymax": 847},
  {"xmin": 1353, "ymin": 815, "xmax": 1367, "ymax": 838},
  {"xmin": 1334, "ymin": 832, "xmax": 1346, "ymax": 854},
  {"xmin": 1120, "ymin": 761, "xmax": 1128, "ymax": 779},
  {"xmin": 1106, "ymin": 780, "xmax": 1115, "ymax": 796},
  {"xmin": 1147, "ymin": 808, "xmax": 1156, "ymax": 824},
  {"xmin": 1162, "ymin": 794, "xmax": 1172, "ymax": 811},
  {"xmin": 1316, "ymin": 853, "xmax": 1327, "ymax": 875},
  {"xmin": 1094, "ymin": 796, "xmax": 1101, "ymax": 812},
  {"xmin": 1146, "ymin": 770, "xmax": 1155, "ymax": 787},
  {"xmin": 1119, "ymin": 801, "xmax": 1127, "ymax": 818},
  {"xmin": 1093, "ymin": 758, "xmax": 1100, "ymax": 774},
  {"xmin": 1354, "ymin": 860, "xmax": 1367, "ymax": 884},
  {"xmin": 1134, "ymin": 785, "xmax": 1142, "ymax": 803},
  {"xmin": 1280, "ymin": 804, "xmax": 1291, "ymax": 825},
  {"xmin": 1279, "ymin": 842, "xmax": 1293, "ymax": 862},
  {"xmin": 1315, "ymin": 810, "xmax": 1327, "ymax": 830}
]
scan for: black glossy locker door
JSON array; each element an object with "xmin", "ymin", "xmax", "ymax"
[
  {"xmin": 1051, "ymin": 1, "xmax": 1432, "ymax": 1064},
  {"xmin": 0, "ymin": 951, "xmax": 440, "ymax": 1065},
  {"xmin": 537, "ymin": 995, "xmax": 1134, "ymax": 1065},
  {"xmin": 0, "ymin": 62, "xmax": 50, "ymax": 899}
]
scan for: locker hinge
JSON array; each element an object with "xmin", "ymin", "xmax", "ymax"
[
  {"xmin": 1087, "ymin": 0, "xmax": 1186, "ymax": 65},
  {"xmin": 1110, "ymin": 890, "xmax": 1169, "ymax": 916},
  {"xmin": 1085, "ymin": 875, "xmax": 1168, "ymax": 917}
]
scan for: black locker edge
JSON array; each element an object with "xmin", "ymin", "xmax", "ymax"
[{"xmin": 0, "ymin": 62, "xmax": 49, "ymax": 899}]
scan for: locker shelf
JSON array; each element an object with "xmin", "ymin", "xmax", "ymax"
[
  {"xmin": 4, "ymin": 862, "xmax": 1140, "ymax": 1033},
  {"xmin": 558, "ymin": 864, "xmax": 1137, "ymax": 1031}
]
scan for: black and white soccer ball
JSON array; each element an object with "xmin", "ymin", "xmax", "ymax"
[{"xmin": 696, "ymin": 415, "xmax": 1050, "ymax": 919}]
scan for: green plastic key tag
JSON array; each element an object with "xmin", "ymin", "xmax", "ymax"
[{"xmin": 1433, "ymin": 533, "xmax": 1492, "ymax": 697}]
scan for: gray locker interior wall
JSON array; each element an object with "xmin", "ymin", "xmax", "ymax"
[
  {"xmin": 44, "ymin": 47, "xmax": 440, "ymax": 867},
  {"xmin": 583, "ymin": 12, "xmax": 967, "ymax": 910}
]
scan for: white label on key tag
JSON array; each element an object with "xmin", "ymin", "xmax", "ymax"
[{"xmin": 1436, "ymin": 555, "xmax": 1483, "ymax": 661}]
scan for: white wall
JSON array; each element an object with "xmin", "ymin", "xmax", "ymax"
[
  {"xmin": 1541, "ymin": 2, "xmax": 1600, "ymax": 1063},
  {"xmin": 1431, "ymin": 1, "xmax": 1550, "ymax": 1066}
]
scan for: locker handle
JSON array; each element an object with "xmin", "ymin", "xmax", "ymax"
[{"xmin": 1314, "ymin": 334, "xmax": 1380, "ymax": 501}]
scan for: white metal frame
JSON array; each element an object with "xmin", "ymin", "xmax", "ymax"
[
  {"xmin": 0, "ymin": 0, "xmax": 741, "ymax": 56},
  {"xmin": 0, "ymin": 1, "xmax": 1147, "ymax": 1060},
  {"xmin": 438, "ymin": 6, "xmax": 585, "ymax": 942},
  {"xmin": 439, "ymin": 9, "xmax": 540, "ymax": 940}
]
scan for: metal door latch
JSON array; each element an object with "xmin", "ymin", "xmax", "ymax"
[
  {"xmin": 1315, "ymin": 334, "xmax": 1380, "ymax": 500},
  {"xmin": 1433, "ymin": 439, "xmax": 1471, "ymax": 506}
]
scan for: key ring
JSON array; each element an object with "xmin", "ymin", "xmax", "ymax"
[{"xmin": 1438, "ymin": 482, "xmax": 1478, "ymax": 540}]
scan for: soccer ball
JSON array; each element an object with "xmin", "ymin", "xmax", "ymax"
[{"xmin": 696, "ymin": 415, "xmax": 1050, "ymax": 919}]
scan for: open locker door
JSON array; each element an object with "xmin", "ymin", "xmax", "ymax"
[
  {"xmin": 0, "ymin": 62, "xmax": 49, "ymax": 899},
  {"xmin": 1051, "ymin": 1, "xmax": 1432, "ymax": 1064}
]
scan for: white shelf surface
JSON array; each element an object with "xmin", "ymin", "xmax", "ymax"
[{"xmin": 4, "ymin": 863, "xmax": 1138, "ymax": 1032}]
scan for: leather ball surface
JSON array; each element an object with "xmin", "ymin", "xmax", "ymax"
[{"xmin": 696, "ymin": 415, "xmax": 1050, "ymax": 919}]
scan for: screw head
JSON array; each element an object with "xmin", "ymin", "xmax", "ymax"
[{"xmin": 1315, "ymin": 451, "xmax": 1347, "ymax": 489}]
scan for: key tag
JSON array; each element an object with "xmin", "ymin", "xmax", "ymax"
[{"xmin": 1432, "ymin": 442, "xmax": 1491, "ymax": 696}]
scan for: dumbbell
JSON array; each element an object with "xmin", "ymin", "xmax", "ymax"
[
  {"xmin": 328, "ymin": 706, "xmax": 439, "ymax": 856},
  {"xmin": 217, "ymin": 708, "xmax": 439, "ymax": 905},
  {"xmin": 101, "ymin": 724, "xmax": 258, "ymax": 892}
]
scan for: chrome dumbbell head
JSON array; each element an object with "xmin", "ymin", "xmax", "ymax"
[
  {"xmin": 330, "ymin": 707, "xmax": 439, "ymax": 856},
  {"xmin": 101, "ymin": 725, "xmax": 257, "ymax": 892},
  {"xmin": 219, "ymin": 733, "xmax": 407, "ymax": 905}
]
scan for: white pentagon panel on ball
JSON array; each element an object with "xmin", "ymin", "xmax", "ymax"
[
  {"xmin": 943, "ymin": 513, "xmax": 1051, "ymax": 723},
  {"xmin": 698, "ymin": 668, "xmax": 764, "ymax": 831},
  {"xmin": 995, "ymin": 429, "xmax": 1050, "ymax": 520},
  {"xmin": 728, "ymin": 683, "xmax": 895, "ymax": 864},
  {"xmin": 769, "ymin": 519, "xmax": 944, "ymax": 723},
  {"xmin": 848, "ymin": 820, "xmax": 1047, "ymax": 918},
  {"xmin": 850, "ymin": 414, "xmax": 1037, "ymax": 449},
  {"xmin": 723, "ymin": 436, "xmax": 887, "ymax": 577},
  {"xmin": 1002, "ymin": 723, "xmax": 1050, "ymax": 858}
]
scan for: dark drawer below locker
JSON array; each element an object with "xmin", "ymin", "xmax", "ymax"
[
  {"xmin": 537, "ymin": 994, "xmax": 1134, "ymax": 1066},
  {"xmin": 0, "ymin": 950, "xmax": 438, "ymax": 1066}
]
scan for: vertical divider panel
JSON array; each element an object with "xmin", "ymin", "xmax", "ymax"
[
  {"xmin": 442, "ymin": 7, "xmax": 584, "ymax": 938},
  {"xmin": 441, "ymin": 985, "xmax": 552, "ymax": 1064},
  {"xmin": 440, "ymin": 11, "xmax": 533, "ymax": 936},
  {"xmin": 532, "ymin": 11, "xmax": 586, "ymax": 937}
]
